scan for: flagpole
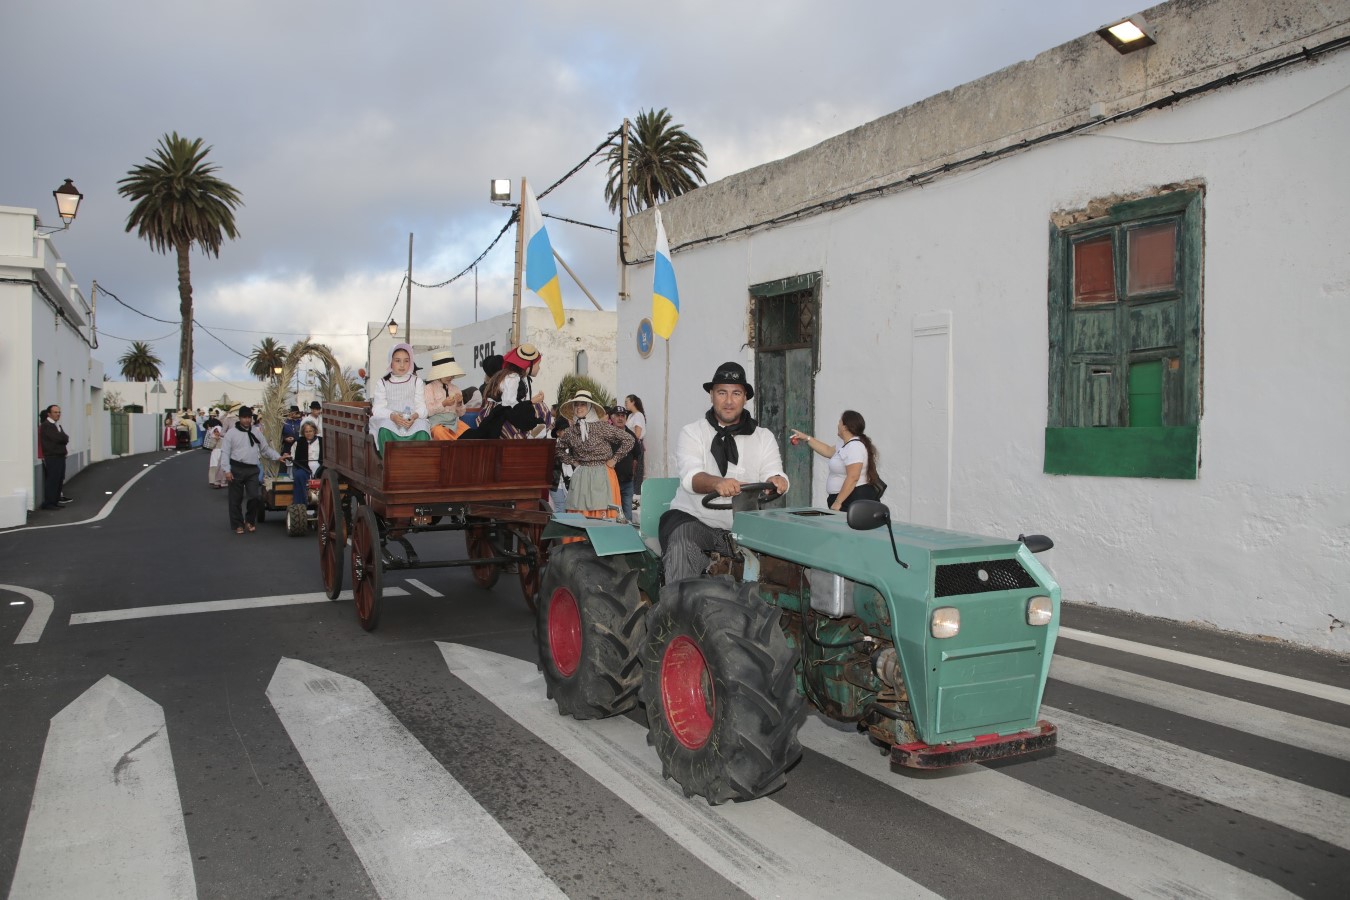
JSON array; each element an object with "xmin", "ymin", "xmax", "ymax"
[
  {"xmin": 663, "ymin": 338, "xmax": 671, "ymax": 477},
  {"xmin": 512, "ymin": 177, "xmax": 527, "ymax": 345}
]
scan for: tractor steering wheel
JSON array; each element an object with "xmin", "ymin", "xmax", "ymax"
[{"xmin": 701, "ymin": 481, "xmax": 781, "ymax": 511}]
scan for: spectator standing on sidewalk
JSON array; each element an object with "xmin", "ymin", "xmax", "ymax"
[
  {"xmin": 624, "ymin": 394, "xmax": 648, "ymax": 496},
  {"xmin": 221, "ymin": 406, "xmax": 288, "ymax": 534},
  {"xmin": 609, "ymin": 406, "xmax": 642, "ymax": 523},
  {"xmin": 38, "ymin": 405, "xmax": 71, "ymax": 510}
]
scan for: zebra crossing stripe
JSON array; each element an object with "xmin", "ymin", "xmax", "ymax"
[
  {"xmin": 8, "ymin": 677, "xmax": 196, "ymax": 900},
  {"xmin": 1042, "ymin": 705, "xmax": 1350, "ymax": 850},
  {"xmin": 1058, "ymin": 627, "xmax": 1350, "ymax": 705},
  {"xmin": 797, "ymin": 718, "xmax": 1295, "ymax": 900},
  {"xmin": 266, "ymin": 658, "xmax": 565, "ymax": 900},
  {"xmin": 437, "ymin": 642, "xmax": 943, "ymax": 900},
  {"xmin": 1050, "ymin": 654, "xmax": 1350, "ymax": 761}
]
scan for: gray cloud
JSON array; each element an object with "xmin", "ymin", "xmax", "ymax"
[{"xmin": 1, "ymin": 0, "xmax": 1131, "ymax": 380}]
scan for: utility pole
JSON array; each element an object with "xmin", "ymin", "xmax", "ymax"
[
  {"xmin": 619, "ymin": 118, "xmax": 630, "ymax": 304},
  {"xmin": 405, "ymin": 232, "xmax": 413, "ymax": 343},
  {"xmin": 511, "ymin": 178, "xmax": 527, "ymax": 345}
]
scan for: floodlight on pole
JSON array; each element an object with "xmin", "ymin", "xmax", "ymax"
[{"xmin": 490, "ymin": 179, "xmax": 512, "ymax": 204}]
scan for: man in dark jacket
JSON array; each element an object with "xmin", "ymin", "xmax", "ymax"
[
  {"xmin": 38, "ymin": 405, "xmax": 71, "ymax": 509},
  {"xmin": 609, "ymin": 406, "xmax": 642, "ymax": 523}
]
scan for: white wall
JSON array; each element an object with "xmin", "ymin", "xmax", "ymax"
[
  {"xmin": 0, "ymin": 207, "xmax": 102, "ymax": 526},
  {"xmin": 451, "ymin": 307, "xmax": 617, "ymax": 405},
  {"xmin": 102, "ymin": 379, "xmax": 270, "ymax": 414},
  {"xmin": 618, "ymin": 53, "xmax": 1350, "ymax": 648}
]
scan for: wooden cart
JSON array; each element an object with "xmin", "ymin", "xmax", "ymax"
[{"xmin": 317, "ymin": 402, "xmax": 556, "ymax": 630}]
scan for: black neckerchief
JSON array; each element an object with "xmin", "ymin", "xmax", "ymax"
[
  {"xmin": 235, "ymin": 421, "xmax": 260, "ymax": 448},
  {"xmin": 705, "ymin": 407, "xmax": 757, "ymax": 475}
]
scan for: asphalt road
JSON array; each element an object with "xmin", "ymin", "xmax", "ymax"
[{"xmin": 1, "ymin": 449, "xmax": 1347, "ymax": 899}]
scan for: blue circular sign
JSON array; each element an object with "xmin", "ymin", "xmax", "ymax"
[{"xmin": 636, "ymin": 318, "xmax": 655, "ymax": 358}]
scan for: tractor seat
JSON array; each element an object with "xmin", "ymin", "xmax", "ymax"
[{"xmin": 636, "ymin": 477, "xmax": 680, "ymax": 559}]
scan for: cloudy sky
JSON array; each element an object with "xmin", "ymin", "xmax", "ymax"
[{"xmin": 3, "ymin": 0, "xmax": 1132, "ymax": 390}]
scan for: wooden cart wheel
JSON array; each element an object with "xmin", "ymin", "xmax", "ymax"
[
  {"xmin": 467, "ymin": 525, "xmax": 500, "ymax": 589},
  {"xmin": 516, "ymin": 524, "xmax": 545, "ymax": 613},
  {"xmin": 351, "ymin": 504, "xmax": 384, "ymax": 632},
  {"xmin": 318, "ymin": 471, "xmax": 345, "ymax": 600}
]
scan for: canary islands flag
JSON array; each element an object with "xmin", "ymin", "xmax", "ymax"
[
  {"xmin": 652, "ymin": 209, "xmax": 679, "ymax": 339},
  {"xmin": 522, "ymin": 183, "xmax": 565, "ymax": 328}
]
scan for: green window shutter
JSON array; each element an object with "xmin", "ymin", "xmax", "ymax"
[{"xmin": 1045, "ymin": 190, "xmax": 1203, "ymax": 478}]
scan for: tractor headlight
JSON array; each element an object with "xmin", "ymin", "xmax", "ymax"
[
  {"xmin": 1027, "ymin": 595, "xmax": 1053, "ymax": 626},
  {"xmin": 931, "ymin": 607, "xmax": 960, "ymax": 639}
]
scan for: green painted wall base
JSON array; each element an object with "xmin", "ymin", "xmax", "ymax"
[{"xmin": 1044, "ymin": 425, "xmax": 1198, "ymax": 479}]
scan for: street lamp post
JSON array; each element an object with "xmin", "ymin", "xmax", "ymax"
[{"xmin": 36, "ymin": 179, "xmax": 84, "ymax": 235}]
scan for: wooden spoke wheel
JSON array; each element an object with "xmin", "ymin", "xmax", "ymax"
[
  {"xmin": 350, "ymin": 504, "xmax": 384, "ymax": 632},
  {"xmin": 467, "ymin": 525, "xmax": 500, "ymax": 589},
  {"xmin": 318, "ymin": 470, "xmax": 346, "ymax": 600},
  {"xmin": 516, "ymin": 524, "xmax": 545, "ymax": 613}
]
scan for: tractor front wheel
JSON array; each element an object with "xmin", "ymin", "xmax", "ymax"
[
  {"xmin": 536, "ymin": 543, "xmax": 648, "ymax": 719},
  {"xmin": 640, "ymin": 578, "xmax": 805, "ymax": 804}
]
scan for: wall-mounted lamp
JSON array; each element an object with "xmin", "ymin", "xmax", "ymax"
[
  {"xmin": 1097, "ymin": 14, "xmax": 1156, "ymax": 53},
  {"xmin": 489, "ymin": 179, "xmax": 512, "ymax": 204},
  {"xmin": 36, "ymin": 179, "xmax": 84, "ymax": 235}
]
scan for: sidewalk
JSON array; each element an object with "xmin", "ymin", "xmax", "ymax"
[{"xmin": 2, "ymin": 448, "xmax": 187, "ymax": 532}]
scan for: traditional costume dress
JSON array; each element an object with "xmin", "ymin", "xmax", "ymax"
[
  {"xmin": 424, "ymin": 348, "xmax": 469, "ymax": 440},
  {"xmin": 556, "ymin": 389, "xmax": 633, "ymax": 525},
  {"xmin": 368, "ymin": 342, "xmax": 431, "ymax": 450}
]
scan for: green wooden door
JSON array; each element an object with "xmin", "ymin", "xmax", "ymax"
[
  {"xmin": 750, "ymin": 273, "xmax": 820, "ymax": 509},
  {"xmin": 754, "ymin": 347, "xmax": 813, "ymax": 508},
  {"xmin": 110, "ymin": 411, "xmax": 129, "ymax": 456}
]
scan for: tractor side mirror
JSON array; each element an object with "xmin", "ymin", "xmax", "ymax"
[
  {"xmin": 847, "ymin": 500, "xmax": 908, "ymax": 569},
  {"xmin": 1018, "ymin": 533, "xmax": 1055, "ymax": 554},
  {"xmin": 847, "ymin": 500, "xmax": 890, "ymax": 531}
]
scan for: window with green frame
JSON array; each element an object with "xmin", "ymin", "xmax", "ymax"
[{"xmin": 1045, "ymin": 189, "xmax": 1203, "ymax": 478}]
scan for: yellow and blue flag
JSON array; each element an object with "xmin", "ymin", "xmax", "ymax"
[
  {"xmin": 522, "ymin": 183, "xmax": 565, "ymax": 328},
  {"xmin": 652, "ymin": 209, "xmax": 679, "ymax": 339}
]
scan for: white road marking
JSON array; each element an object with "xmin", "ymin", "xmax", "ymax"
[
  {"xmin": 266, "ymin": 657, "xmax": 564, "ymax": 900},
  {"xmin": 8, "ymin": 677, "xmax": 196, "ymax": 900},
  {"xmin": 1043, "ymin": 705, "xmax": 1350, "ymax": 850},
  {"xmin": 3, "ymin": 584, "xmax": 54, "ymax": 644},
  {"xmin": 5, "ymin": 455, "xmax": 179, "ymax": 534},
  {"xmin": 798, "ymin": 718, "xmax": 1296, "ymax": 900},
  {"xmin": 1059, "ymin": 627, "xmax": 1350, "ymax": 705},
  {"xmin": 1051, "ymin": 654, "xmax": 1350, "ymax": 761},
  {"xmin": 69, "ymin": 588, "xmax": 408, "ymax": 625},
  {"xmin": 405, "ymin": 579, "xmax": 443, "ymax": 597},
  {"xmin": 438, "ymin": 643, "xmax": 941, "ymax": 900}
]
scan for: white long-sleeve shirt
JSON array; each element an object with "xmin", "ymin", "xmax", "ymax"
[
  {"xmin": 369, "ymin": 373, "xmax": 429, "ymax": 437},
  {"xmin": 667, "ymin": 417, "xmax": 790, "ymax": 530},
  {"xmin": 220, "ymin": 425, "xmax": 282, "ymax": 468}
]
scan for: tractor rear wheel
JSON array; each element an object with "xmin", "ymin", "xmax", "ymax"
[
  {"xmin": 640, "ymin": 578, "xmax": 805, "ymax": 804},
  {"xmin": 536, "ymin": 543, "xmax": 648, "ymax": 719}
]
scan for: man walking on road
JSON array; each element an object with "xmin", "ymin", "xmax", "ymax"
[
  {"xmin": 220, "ymin": 406, "xmax": 287, "ymax": 534},
  {"xmin": 37, "ymin": 405, "xmax": 71, "ymax": 510}
]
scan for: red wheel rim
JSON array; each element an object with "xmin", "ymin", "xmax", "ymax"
[
  {"xmin": 548, "ymin": 588, "xmax": 582, "ymax": 676},
  {"xmin": 661, "ymin": 636, "xmax": 714, "ymax": 749}
]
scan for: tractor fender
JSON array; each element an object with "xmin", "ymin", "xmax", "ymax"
[{"xmin": 542, "ymin": 514, "xmax": 651, "ymax": 558}]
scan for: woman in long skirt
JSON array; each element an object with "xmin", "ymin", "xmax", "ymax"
[{"xmin": 555, "ymin": 389, "xmax": 633, "ymax": 526}]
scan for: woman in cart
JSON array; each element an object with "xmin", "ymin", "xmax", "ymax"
[
  {"xmin": 424, "ymin": 348, "xmax": 469, "ymax": 440},
  {"xmin": 368, "ymin": 342, "xmax": 430, "ymax": 450},
  {"xmin": 556, "ymin": 388, "xmax": 633, "ymax": 523}
]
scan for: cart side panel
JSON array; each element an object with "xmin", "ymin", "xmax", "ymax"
[
  {"xmin": 322, "ymin": 402, "xmax": 381, "ymax": 496},
  {"xmin": 383, "ymin": 439, "xmax": 555, "ymax": 500}
]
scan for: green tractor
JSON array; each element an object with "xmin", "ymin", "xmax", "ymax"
[{"xmin": 536, "ymin": 478, "xmax": 1059, "ymax": 804}]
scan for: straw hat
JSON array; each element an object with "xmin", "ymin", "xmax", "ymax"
[
  {"xmin": 561, "ymin": 389, "xmax": 598, "ymax": 420},
  {"xmin": 427, "ymin": 349, "xmax": 466, "ymax": 381}
]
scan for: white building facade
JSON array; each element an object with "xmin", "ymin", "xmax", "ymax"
[
  {"xmin": 618, "ymin": 0, "xmax": 1350, "ymax": 649},
  {"xmin": 451, "ymin": 307, "xmax": 617, "ymax": 404},
  {"xmin": 0, "ymin": 206, "xmax": 105, "ymax": 527}
]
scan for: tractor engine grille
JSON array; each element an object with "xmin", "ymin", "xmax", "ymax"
[{"xmin": 934, "ymin": 559, "xmax": 1037, "ymax": 597}]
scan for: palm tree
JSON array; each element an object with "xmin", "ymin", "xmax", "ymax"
[
  {"xmin": 118, "ymin": 341, "xmax": 163, "ymax": 382},
  {"xmin": 248, "ymin": 337, "xmax": 288, "ymax": 380},
  {"xmin": 602, "ymin": 108, "xmax": 709, "ymax": 215},
  {"xmin": 118, "ymin": 133, "xmax": 243, "ymax": 409},
  {"xmin": 316, "ymin": 366, "xmax": 365, "ymax": 402}
]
